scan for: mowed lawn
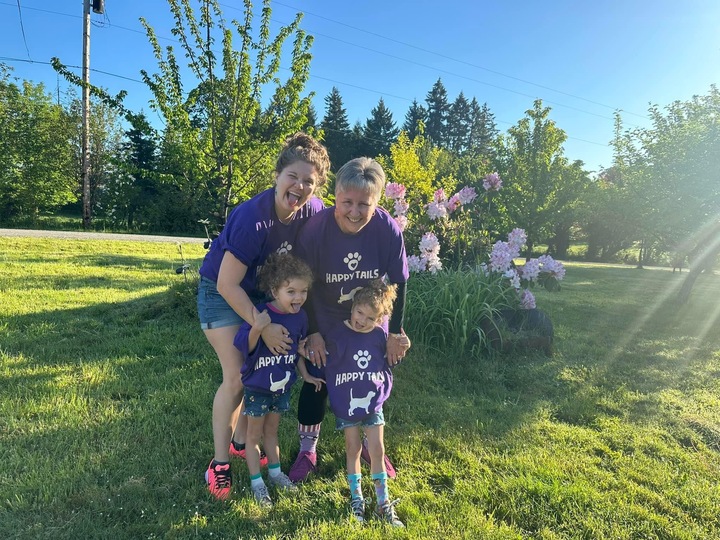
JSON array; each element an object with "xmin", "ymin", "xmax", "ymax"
[{"xmin": 1, "ymin": 237, "xmax": 719, "ymax": 540}]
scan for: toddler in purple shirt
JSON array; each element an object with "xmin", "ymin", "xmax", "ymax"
[{"xmin": 298, "ymin": 279, "xmax": 409, "ymax": 527}]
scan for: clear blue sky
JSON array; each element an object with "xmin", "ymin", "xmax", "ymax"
[{"xmin": 1, "ymin": 0, "xmax": 718, "ymax": 173}]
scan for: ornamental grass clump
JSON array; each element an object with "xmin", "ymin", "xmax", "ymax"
[{"xmin": 405, "ymin": 268, "xmax": 517, "ymax": 357}]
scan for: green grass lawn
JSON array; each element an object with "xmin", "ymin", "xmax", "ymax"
[{"xmin": 1, "ymin": 237, "xmax": 719, "ymax": 539}]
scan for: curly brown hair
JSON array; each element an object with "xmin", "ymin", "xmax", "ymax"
[
  {"xmin": 275, "ymin": 132, "xmax": 331, "ymax": 188},
  {"xmin": 352, "ymin": 279, "xmax": 397, "ymax": 319},
  {"xmin": 257, "ymin": 253, "xmax": 313, "ymax": 295}
]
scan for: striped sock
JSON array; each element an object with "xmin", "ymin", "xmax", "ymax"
[
  {"xmin": 372, "ymin": 471, "xmax": 389, "ymax": 505},
  {"xmin": 298, "ymin": 423, "xmax": 321, "ymax": 454},
  {"xmin": 268, "ymin": 462, "xmax": 282, "ymax": 478},
  {"xmin": 347, "ymin": 472, "xmax": 363, "ymax": 500}
]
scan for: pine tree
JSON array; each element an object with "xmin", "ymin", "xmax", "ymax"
[
  {"xmin": 469, "ymin": 99, "xmax": 498, "ymax": 157},
  {"xmin": 320, "ymin": 87, "xmax": 352, "ymax": 170},
  {"xmin": 361, "ymin": 97, "xmax": 400, "ymax": 158},
  {"xmin": 402, "ymin": 98, "xmax": 427, "ymax": 140},
  {"xmin": 447, "ymin": 91, "xmax": 471, "ymax": 154},
  {"xmin": 424, "ymin": 78, "xmax": 449, "ymax": 147}
]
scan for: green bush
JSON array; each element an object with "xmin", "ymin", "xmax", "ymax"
[{"xmin": 405, "ymin": 268, "xmax": 518, "ymax": 357}]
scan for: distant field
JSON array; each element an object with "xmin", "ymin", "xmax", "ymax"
[{"xmin": 1, "ymin": 237, "xmax": 718, "ymax": 539}]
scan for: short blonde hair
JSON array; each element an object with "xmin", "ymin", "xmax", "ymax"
[{"xmin": 334, "ymin": 157, "xmax": 386, "ymax": 202}]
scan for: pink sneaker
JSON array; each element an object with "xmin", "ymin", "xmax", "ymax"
[
  {"xmin": 360, "ymin": 438, "xmax": 396, "ymax": 479},
  {"xmin": 204, "ymin": 460, "xmax": 232, "ymax": 500},
  {"xmin": 229, "ymin": 442, "xmax": 269, "ymax": 467},
  {"xmin": 288, "ymin": 450, "xmax": 317, "ymax": 483}
]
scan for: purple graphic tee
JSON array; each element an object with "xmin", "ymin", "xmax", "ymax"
[
  {"xmin": 325, "ymin": 323, "xmax": 393, "ymax": 422},
  {"xmin": 235, "ymin": 303, "xmax": 308, "ymax": 395},
  {"xmin": 199, "ymin": 188, "xmax": 323, "ymax": 296},
  {"xmin": 296, "ymin": 206, "xmax": 408, "ymax": 380}
]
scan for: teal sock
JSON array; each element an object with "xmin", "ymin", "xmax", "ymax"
[
  {"xmin": 372, "ymin": 471, "xmax": 389, "ymax": 505},
  {"xmin": 347, "ymin": 473, "xmax": 363, "ymax": 500},
  {"xmin": 268, "ymin": 462, "xmax": 282, "ymax": 478},
  {"xmin": 250, "ymin": 472, "xmax": 264, "ymax": 489}
]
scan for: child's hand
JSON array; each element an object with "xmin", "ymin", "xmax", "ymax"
[
  {"xmin": 303, "ymin": 374, "xmax": 326, "ymax": 392},
  {"xmin": 253, "ymin": 309, "xmax": 271, "ymax": 330},
  {"xmin": 298, "ymin": 337, "xmax": 309, "ymax": 359}
]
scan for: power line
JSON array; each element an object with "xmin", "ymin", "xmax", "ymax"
[
  {"xmin": 14, "ymin": 0, "xmax": 31, "ymax": 59},
  {"xmin": 266, "ymin": 0, "xmax": 650, "ymax": 120}
]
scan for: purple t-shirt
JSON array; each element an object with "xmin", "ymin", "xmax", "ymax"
[
  {"xmin": 296, "ymin": 205, "xmax": 409, "ymax": 337},
  {"xmin": 235, "ymin": 303, "xmax": 308, "ymax": 395},
  {"xmin": 199, "ymin": 188, "xmax": 323, "ymax": 296},
  {"xmin": 325, "ymin": 323, "xmax": 393, "ymax": 422}
]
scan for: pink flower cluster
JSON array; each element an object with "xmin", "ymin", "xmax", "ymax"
[
  {"xmin": 408, "ymin": 232, "xmax": 443, "ymax": 274},
  {"xmin": 385, "ymin": 182, "xmax": 409, "ymax": 232},
  {"xmin": 487, "ymin": 228, "xmax": 565, "ymax": 309},
  {"xmin": 482, "ymin": 172, "xmax": 502, "ymax": 192},
  {"xmin": 426, "ymin": 186, "xmax": 478, "ymax": 220}
]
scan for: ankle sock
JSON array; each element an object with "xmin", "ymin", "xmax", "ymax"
[
  {"xmin": 250, "ymin": 472, "xmax": 264, "ymax": 489},
  {"xmin": 231, "ymin": 440, "xmax": 245, "ymax": 452},
  {"xmin": 372, "ymin": 471, "xmax": 389, "ymax": 505},
  {"xmin": 268, "ymin": 462, "xmax": 282, "ymax": 478},
  {"xmin": 298, "ymin": 423, "xmax": 321, "ymax": 454}
]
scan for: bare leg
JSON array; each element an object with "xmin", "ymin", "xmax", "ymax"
[
  {"xmin": 204, "ymin": 325, "xmax": 245, "ymax": 462},
  {"xmin": 364, "ymin": 425, "xmax": 385, "ymax": 475},
  {"xmin": 262, "ymin": 413, "xmax": 282, "ymax": 465},
  {"xmin": 344, "ymin": 426, "xmax": 362, "ymax": 475},
  {"xmin": 245, "ymin": 415, "xmax": 265, "ymax": 477}
]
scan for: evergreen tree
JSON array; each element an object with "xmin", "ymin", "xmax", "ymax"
[
  {"xmin": 402, "ymin": 98, "xmax": 427, "ymax": 140},
  {"xmin": 361, "ymin": 97, "xmax": 400, "ymax": 158},
  {"xmin": 321, "ymin": 86, "xmax": 352, "ymax": 170},
  {"xmin": 303, "ymin": 103, "xmax": 317, "ymax": 132},
  {"xmin": 447, "ymin": 91, "xmax": 471, "ymax": 154},
  {"xmin": 424, "ymin": 78, "xmax": 449, "ymax": 147},
  {"xmin": 469, "ymin": 99, "xmax": 498, "ymax": 157}
]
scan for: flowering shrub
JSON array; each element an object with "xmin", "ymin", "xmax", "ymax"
[{"xmin": 383, "ymin": 173, "xmax": 565, "ymax": 310}]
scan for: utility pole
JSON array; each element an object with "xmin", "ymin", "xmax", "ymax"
[
  {"xmin": 81, "ymin": 0, "xmax": 91, "ymax": 229},
  {"xmin": 81, "ymin": 0, "xmax": 104, "ymax": 229}
]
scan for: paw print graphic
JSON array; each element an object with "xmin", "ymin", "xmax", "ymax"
[
  {"xmin": 343, "ymin": 252, "xmax": 362, "ymax": 271},
  {"xmin": 277, "ymin": 241, "xmax": 292, "ymax": 254},
  {"xmin": 353, "ymin": 350, "xmax": 371, "ymax": 369}
]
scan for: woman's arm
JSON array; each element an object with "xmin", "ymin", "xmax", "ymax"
[{"xmin": 386, "ymin": 281, "xmax": 410, "ymax": 366}]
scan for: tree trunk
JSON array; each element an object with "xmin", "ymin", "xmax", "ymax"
[{"xmin": 677, "ymin": 242, "xmax": 720, "ymax": 303}]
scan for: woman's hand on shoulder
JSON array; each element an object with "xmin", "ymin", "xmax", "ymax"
[{"xmin": 260, "ymin": 323, "xmax": 292, "ymax": 355}]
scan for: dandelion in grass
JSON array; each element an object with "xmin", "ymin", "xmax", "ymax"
[
  {"xmin": 385, "ymin": 182, "xmax": 406, "ymax": 200},
  {"xmin": 482, "ymin": 172, "xmax": 502, "ymax": 192}
]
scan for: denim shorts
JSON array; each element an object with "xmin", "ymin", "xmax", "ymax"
[
  {"xmin": 197, "ymin": 276, "xmax": 268, "ymax": 330},
  {"xmin": 243, "ymin": 388, "xmax": 291, "ymax": 417},
  {"xmin": 335, "ymin": 408, "xmax": 385, "ymax": 430}
]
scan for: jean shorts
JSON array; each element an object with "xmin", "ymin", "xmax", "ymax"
[
  {"xmin": 197, "ymin": 276, "xmax": 268, "ymax": 330},
  {"xmin": 335, "ymin": 408, "xmax": 385, "ymax": 430},
  {"xmin": 243, "ymin": 388, "xmax": 291, "ymax": 417}
]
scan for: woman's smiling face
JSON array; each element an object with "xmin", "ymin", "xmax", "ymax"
[
  {"xmin": 333, "ymin": 187, "xmax": 379, "ymax": 235},
  {"xmin": 274, "ymin": 160, "xmax": 319, "ymax": 221}
]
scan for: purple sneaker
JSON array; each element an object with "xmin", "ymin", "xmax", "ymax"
[
  {"xmin": 288, "ymin": 450, "xmax": 317, "ymax": 483},
  {"xmin": 360, "ymin": 438, "xmax": 396, "ymax": 479}
]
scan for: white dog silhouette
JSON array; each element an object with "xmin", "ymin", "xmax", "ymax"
[
  {"xmin": 348, "ymin": 388, "xmax": 376, "ymax": 417},
  {"xmin": 269, "ymin": 371, "xmax": 291, "ymax": 393},
  {"xmin": 338, "ymin": 286, "xmax": 363, "ymax": 304}
]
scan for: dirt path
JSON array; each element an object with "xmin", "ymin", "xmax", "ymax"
[{"xmin": 0, "ymin": 228, "xmax": 205, "ymax": 244}]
